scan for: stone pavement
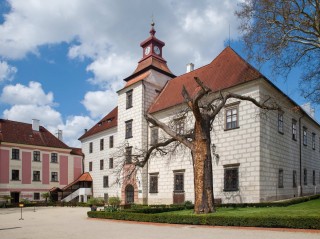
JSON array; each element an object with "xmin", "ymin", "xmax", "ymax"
[{"xmin": 0, "ymin": 206, "xmax": 319, "ymax": 239}]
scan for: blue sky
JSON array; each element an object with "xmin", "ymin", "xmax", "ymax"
[{"xmin": 0, "ymin": 0, "xmax": 318, "ymax": 147}]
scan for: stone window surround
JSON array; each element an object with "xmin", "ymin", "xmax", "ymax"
[
  {"xmin": 89, "ymin": 162, "xmax": 92, "ymax": 171},
  {"xmin": 173, "ymin": 169, "xmax": 185, "ymax": 192},
  {"xmin": 12, "ymin": 148, "xmax": 20, "ymax": 160},
  {"xmin": 109, "ymin": 158, "xmax": 114, "ymax": 169},
  {"xmin": 126, "ymin": 89, "xmax": 133, "ymax": 109},
  {"xmin": 89, "ymin": 142, "xmax": 93, "ymax": 153},
  {"xmin": 125, "ymin": 120, "xmax": 133, "ymax": 139},
  {"xmin": 100, "ymin": 159, "xmax": 104, "ymax": 170},
  {"xmin": 224, "ymin": 102, "xmax": 240, "ymax": 131},
  {"xmin": 109, "ymin": 135, "xmax": 114, "ymax": 148},
  {"xmin": 33, "ymin": 170, "xmax": 41, "ymax": 181},
  {"xmin": 11, "ymin": 169, "xmax": 20, "ymax": 181},
  {"xmin": 103, "ymin": 175, "xmax": 109, "ymax": 188},
  {"xmin": 223, "ymin": 163, "xmax": 240, "ymax": 192},
  {"xmin": 51, "ymin": 153, "xmax": 58, "ymax": 163},
  {"xmin": 100, "ymin": 138, "xmax": 104, "ymax": 151},
  {"xmin": 34, "ymin": 192, "xmax": 40, "ymax": 200},
  {"xmin": 51, "ymin": 172, "xmax": 58, "ymax": 182},
  {"xmin": 33, "ymin": 151, "xmax": 41, "ymax": 162},
  {"xmin": 149, "ymin": 173, "xmax": 159, "ymax": 193}
]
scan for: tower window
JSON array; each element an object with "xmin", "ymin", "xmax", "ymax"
[
  {"xmin": 125, "ymin": 120, "xmax": 133, "ymax": 139},
  {"xmin": 100, "ymin": 139, "xmax": 104, "ymax": 151},
  {"xmin": 126, "ymin": 90, "xmax": 133, "ymax": 109}
]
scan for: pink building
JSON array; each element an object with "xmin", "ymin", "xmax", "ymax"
[{"xmin": 0, "ymin": 119, "xmax": 83, "ymax": 203}]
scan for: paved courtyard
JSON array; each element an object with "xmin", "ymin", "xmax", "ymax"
[{"xmin": 0, "ymin": 206, "xmax": 319, "ymax": 239}]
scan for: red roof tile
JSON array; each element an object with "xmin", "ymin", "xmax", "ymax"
[
  {"xmin": 0, "ymin": 119, "xmax": 70, "ymax": 149},
  {"xmin": 149, "ymin": 47, "xmax": 264, "ymax": 113},
  {"xmin": 78, "ymin": 107, "xmax": 118, "ymax": 141},
  {"xmin": 70, "ymin": 147, "xmax": 83, "ymax": 156},
  {"xmin": 62, "ymin": 172, "xmax": 92, "ymax": 191}
]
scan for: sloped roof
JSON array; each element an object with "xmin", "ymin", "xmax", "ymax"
[
  {"xmin": 78, "ymin": 107, "xmax": 118, "ymax": 141},
  {"xmin": 0, "ymin": 119, "xmax": 70, "ymax": 149},
  {"xmin": 70, "ymin": 147, "xmax": 83, "ymax": 156},
  {"xmin": 149, "ymin": 47, "xmax": 264, "ymax": 113},
  {"xmin": 62, "ymin": 172, "xmax": 92, "ymax": 191}
]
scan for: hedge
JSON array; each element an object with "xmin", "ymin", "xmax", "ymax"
[{"xmin": 87, "ymin": 211, "xmax": 320, "ymax": 229}]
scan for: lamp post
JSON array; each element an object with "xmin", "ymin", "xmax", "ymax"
[{"xmin": 19, "ymin": 203, "xmax": 24, "ymax": 220}]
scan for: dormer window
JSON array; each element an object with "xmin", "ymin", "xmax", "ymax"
[{"xmin": 126, "ymin": 90, "xmax": 133, "ymax": 109}]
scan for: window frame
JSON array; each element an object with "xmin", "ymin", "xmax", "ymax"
[
  {"xmin": 33, "ymin": 151, "xmax": 41, "ymax": 162},
  {"xmin": 12, "ymin": 148, "xmax": 20, "ymax": 160},
  {"xmin": 150, "ymin": 127, "xmax": 159, "ymax": 146},
  {"xmin": 34, "ymin": 192, "xmax": 40, "ymax": 200},
  {"xmin": 89, "ymin": 162, "xmax": 92, "ymax": 171},
  {"xmin": 100, "ymin": 138, "xmax": 104, "ymax": 151},
  {"xmin": 293, "ymin": 170, "xmax": 297, "ymax": 188},
  {"xmin": 109, "ymin": 135, "xmax": 114, "ymax": 148},
  {"xmin": 51, "ymin": 153, "xmax": 58, "ymax": 163},
  {"xmin": 126, "ymin": 89, "xmax": 133, "ymax": 109},
  {"xmin": 173, "ymin": 172, "xmax": 184, "ymax": 192},
  {"xmin": 125, "ymin": 120, "xmax": 133, "ymax": 139},
  {"xmin": 100, "ymin": 159, "xmax": 104, "ymax": 170},
  {"xmin": 125, "ymin": 147, "xmax": 132, "ymax": 164},
  {"xmin": 278, "ymin": 169, "xmax": 284, "ymax": 188},
  {"xmin": 224, "ymin": 166, "xmax": 239, "ymax": 191},
  {"xmin": 225, "ymin": 104, "xmax": 239, "ymax": 130},
  {"xmin": 33, "ymin": 170, "xmax": 41, "ymax": 181},
  {"xmin": 312, "ymin": 133, "xmax": 316, "ymax": 150},
  {"xmin": 149, "ymin": 173, "xmax": 159, "ymax": 193},
  {"xmin": 89, "ymin": 142, "xmax": 93, "ymax": 153},
  {"xmin": 292, "ymin": 119, "xmax": 297, "ymax": 141},
  {"xmin": 103, "ymin": 176, "xmax": 109, "ymax": 188},
  {"xmin": 11, "ymin": 169, "xmax": 19, "ymax": 181},
  {"xmin": 303, "ymin": 127, "xmax": 308, "ymax": 146},
  {"xmin": 51, "ymin": 172, "xmax": 58, "ymax": 182},
  {"xmin": 278, "ymin": 111, "xmax": 284, "ymax": 134},
  {"xmin": 109, "ymin": 158, "xmax": 114, "ymax": 169}
]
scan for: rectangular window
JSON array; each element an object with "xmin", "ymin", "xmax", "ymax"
[
  {"xmin": 125, "ymin": 147, "xmax": 132, "ymax": 164},
  {"xmin": 34, "ymin": 193, "xmax": 40, "ymax": 200},
  {"xmin": 100, "ymin": 139, "xmax": 104, "ymax": 151},
  {"xmin": 224, "ymin": 167, "xmax": 239, "ymax": 191},
  {"xmin": 33, "ymin": 151, "xmax": 41, "ymax": 161},
  {"xmin": 51, "ymin": 172, "xmax": 58, "ymax": 182},
  {"xmin": 150, "ymin": 127, "xmax": 159, "ymax": 145},
  {"xmin": 278, "ymin": 169, "xmax": 284, "ymax": 188},
  {"xmin": 304, "ymin": 168, "xmax": 307, "ymax": 185},
  {"xmin": 12, "ymin": 170, "xmax": 19, "ymax": 180},
  {"xmin": 89, "ymin": 162, "xmax": 92, "ymax": 171},
  {"xmin": 312, "ymin": 133, "xmax": 316, "ymax": 150},
  {"xmin": 12, "ymin": 148, "xmax": 20, "ymax": 160},
  {"xmin": 278, "ymin": 112, "xmax": 284, "ymax": 134},
  {"xmin": 89, "ymin": 142, "xmax": 93, "ymax": 153},
  {"xmin": 175, "ymin": 118, "xmax": 185, "ymax": 135},
  {"xmin": 33, "ymin": 171, "xmax": 40, "ymax": 181},
  {"xmin": 303, "ymin": 127, "xmax": 307, "ymax": 146},
  {"xmin": 125, "ymin": 120, "xmax": 133, "ymax": 139},
  {"xmin": 109, "ymin": 135, "xmax": 114, "ymax": 148},
  {"xmin": 225, "ymin": 106, "xmax": 238, "ymax": 130},
  {"xmin": 292, "ymin": 119, "xmax": 297, "ymax": 140},
  {"xmin": 126, "ymin": 90, "xmax": 133, "ymax": 109},
  {"xmin": 100, "ymin": 160, "xmax": 104, "ymax": 170},
  {"xmin": 51, "ymin": 153, "xmax": 58, "ymax": 163},
  {"xmin": 109, "ymin": 158, "xmax": 114, "ymax": 169},
  {"xmin": 149, "ymin": 174, "xmax": 158, "ymax": 193},
  {"xmin": 103, "ymin": 176, "xmax": 109, "ymax": 188},
  {"xmin": 313, "ymin": 170, "xmax": 316, "ymax": 185},
  {"xmin": 174, "ymin": 173, "xmax": 184, "ymax": 192},
  {"xmin": 293, "ymin": 170, "xmax": 297, "ymax": 188}
]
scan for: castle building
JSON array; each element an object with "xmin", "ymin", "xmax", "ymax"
[
  {"xmin": 0, "ymin": 119, "xmax": 84, "ymax": 203},
  {"xmin": 79, "ymin": 23, "xmax": 320, "ymax": 204}
]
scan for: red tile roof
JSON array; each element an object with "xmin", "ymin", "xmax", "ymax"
[
  {"xmin": 70, "ymin": 147, "xmax": 83, "ymax": 156},
  {"xmin": 62, "ymin": 172, "xmax": 92, "ymax": 191},
  {"xmin": 78, "ymin": 107, "xmax": 118, "ymax": 141},
  {"xmin": 149, "ymin": 47, "xmax": 264, "ymax": 113},
  {"xmin": 0, "ymin": 119, "xmax": 70, "ymax": 149}
]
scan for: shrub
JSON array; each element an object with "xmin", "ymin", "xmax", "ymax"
[
  {"xmin": 108, "ymin": 197, "xmax": 121, "ymax": 207},
  {"xmin": 87, "ymin": 197, "xmax": 104, "ymax": 206}
]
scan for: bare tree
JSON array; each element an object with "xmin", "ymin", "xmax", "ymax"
[
  {"xmin": 129, "ymin": 77, "xmax": 279, "ymax": 214},
  {"xmin": 236, "ymin": 0, "xmax": 320, "ymax": 103}
]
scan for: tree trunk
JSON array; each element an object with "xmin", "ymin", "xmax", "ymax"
[{"xmin": 192, "ymin": 117, "xmax": 215, "ymax": 214}]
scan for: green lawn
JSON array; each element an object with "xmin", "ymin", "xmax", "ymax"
[{"xmin": 161, "ymin": 199, "xmax": 320, "ymax": 217}]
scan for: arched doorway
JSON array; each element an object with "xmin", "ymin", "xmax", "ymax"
[{"xmin": 125, "ymin": 184, "xmax": 134, "ymax": 204}]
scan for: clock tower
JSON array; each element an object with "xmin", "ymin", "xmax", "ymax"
[{"xmin": 123, "ymin": 21, "xmax": 174, "ymax": 83}]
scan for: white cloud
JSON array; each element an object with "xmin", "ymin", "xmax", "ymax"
[
  {"xmin": 0, "ymin": 81, "xmax": 54, "ymax": 106},
  {"xmin": 82, "ymin": 90, "xmax": 117, "ymax": 119},
  {"xmin": 3, "ymin": 104, "xmax": 62, "ymax": 126},
  {"xmin": 0, "ymin": 60, "xmax": 17, "ymax": 82},
  {"xmin": 49, "ymin": 115, "xmax": 95, "ymax": 147}
]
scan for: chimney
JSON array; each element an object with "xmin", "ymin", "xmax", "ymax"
[
  {"xmin": 32, "ymin": 119, "xmax": 40, "ymax": 131},
  {"xmin": 56, "ymin": 130, "xmax": 63, "ymax": 141},
  {"xmin": 186, "ymin": 63, "xmax": 194, "ymax": 73}
]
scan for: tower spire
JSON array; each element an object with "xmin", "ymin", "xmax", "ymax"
[{"xmin": 150, "ymin": 18, "xmax": 156, "ymax": 36}]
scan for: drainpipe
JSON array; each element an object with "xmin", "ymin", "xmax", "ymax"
[
  {"xmin": 298, "ymin": 115, "xmax": 304, "ymax": 197},
  {"xmin": 142, "ymin": 80, "xmax": 149, "ymax": 204}
]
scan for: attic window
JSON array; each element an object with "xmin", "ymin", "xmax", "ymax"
[
  {"xmin": 106, "ymin": 118, "xmax": 113, "ymax": 123},
  {"xmin": 98, "ymin": 122, "xmax": 102, "ymax": 126}
]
